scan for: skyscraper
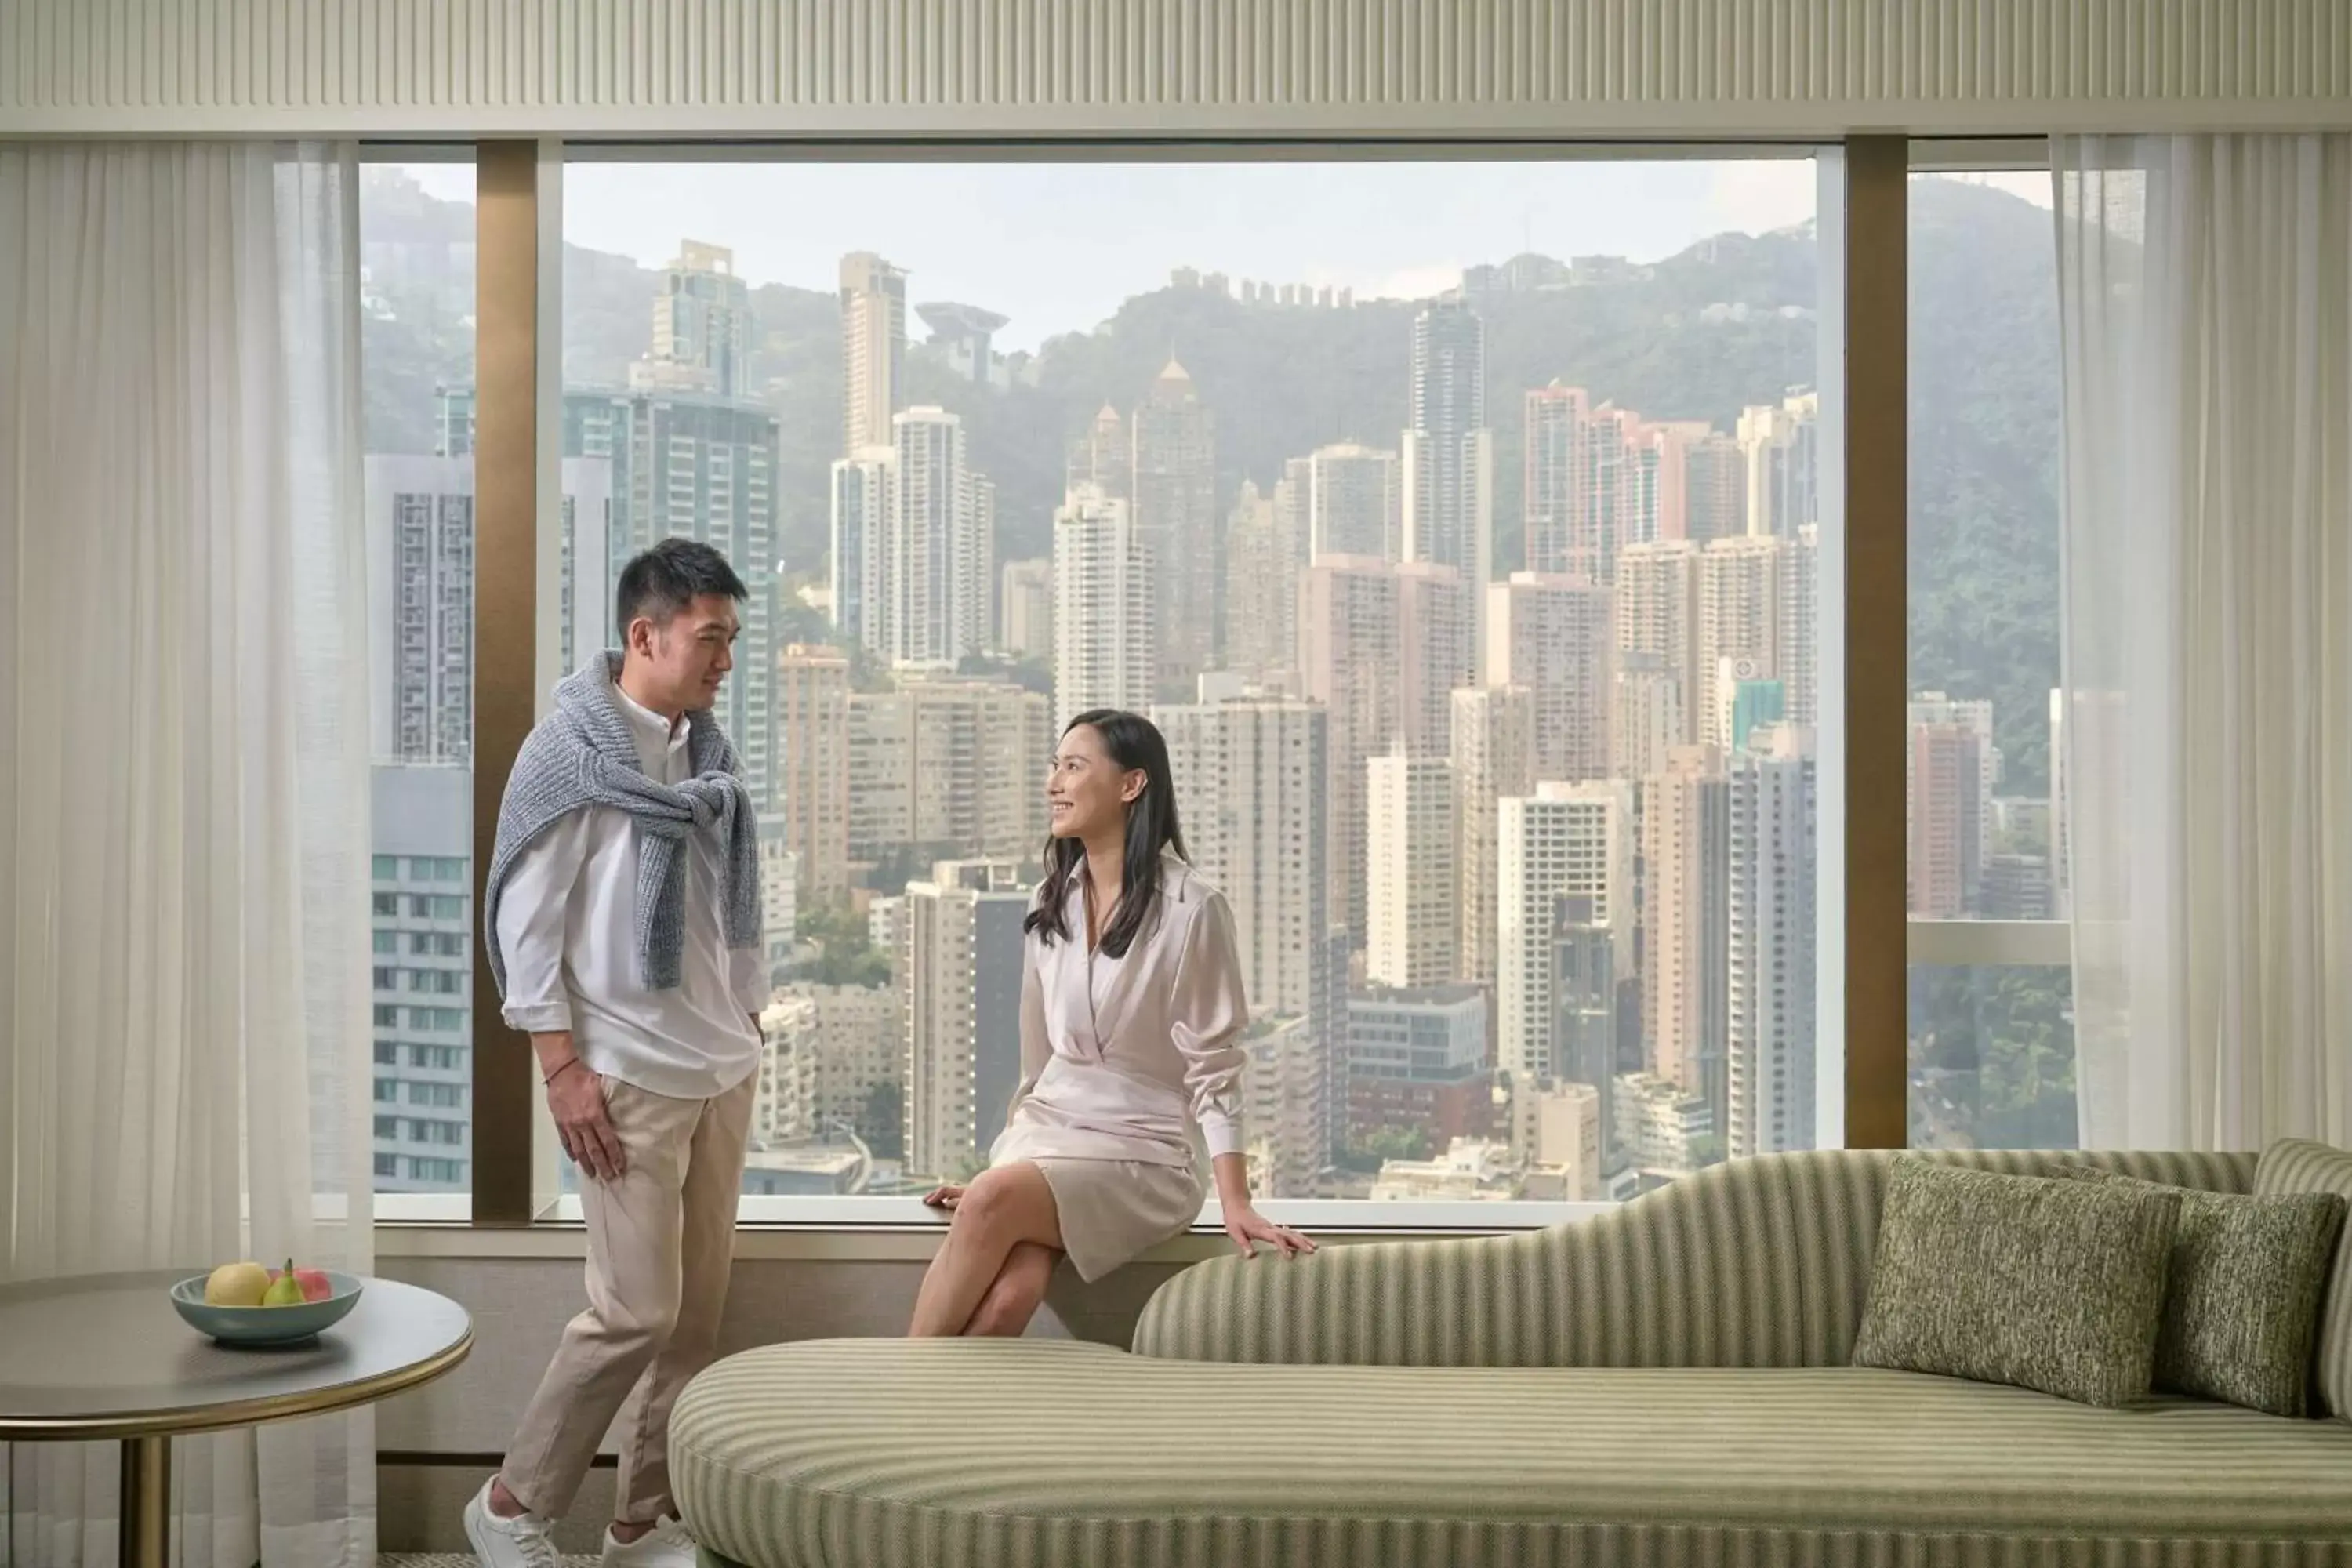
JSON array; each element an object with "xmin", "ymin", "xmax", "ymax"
[
  {"xmin": 1738, "ymin": 391, "xmax": 1820, "ymax": 539},
  {"xmin": 1487, "ymin": 572, "xmax": 1613, "ymax": 785},
  {"xmin": 1549, "ymin": 890, "xmax": 1619, "ymax": 1171},
  {"xmin": 845, "ymin": 677, "xmax": 1052, "ymax": 865},
  {"xmin": 1497, "ymin": 781, "xmax": 1632, "ymax": 1085},
  {"xmin": 1402, "ymin": 296, "xmax": 1494, "ymax": 677},
  {"xmin": 369, "ymin": 764, "xmax": 474, "ymax": 1193},
  {"xmin": 1450, "ymin": 684, "xmax": 1536, "ymax": 985},
  {"xmin": 840, "ymin": 252, "xmax": 907, "ymax": 455},
  {"xmin": 1523, "ymin": 383, "xmax": 1597, "ymax": 579},
  {"xmin": 1366, "ymin": 753, "xmax": 1459, "ymax": 988},
  {"xmin": 1052, "ymin": 485, "xmax": 1154, "ymax": 731},
  {"xmin": 1131, "ymin": 360, "xmax": 1220, "ymax": 695},
  {"xmin": 1224, "ymin": 481, "xmax": 1301, "ymax": 681},
  {"xmin": 365, "ymin": 454, "xmax": 612, "ymax": 764},
  {"xmin": 775, "ymin": 644, "xmax": 851, "ymax": 903},
  {"xmin": 1153, "ymin": 681, "xmax": 1330, "ymax": 1019},
  {"xmin": 903, "ymin": 861, "xmax": 1029, "ymax": 1179},
  {"xmin": 998, "ymin": 557, "xmax": 1053, "ymax": 662},
  {"xmin": 1612, "ymin": 652, "xmax": 1686, "ymax": 782},
  {"xmin": 640, "ymin": 241, "xmax": 752, "ymax": 398},
  {"xmin": 1299, "ymin": 556, "xmax": 1399, "ymax": 947},
  {"xmin": 829, "ymin": 446, "xmax": 893, "ymax": 655},
  {"xmin": 1697, "ymin": 535, "xmax": 1809, "ymax": 749},
  {"xmin": 1728, "ymin": 724, "xmax": 1817, "ymax": 1159},
  {"xmin": 1396, "ymin": 560, "xmax": 1473, "ymax": 759},
  {"xmin": 1643, "ymin": 745, "xmax": 1730, "ymax": 1116},
  {"xmin": 1308, "ymin": 442, "xmax": 1402, "ymax": 562},
  {"xmin": 1682, "ymin": 432, "xmax": 1745, "ymax": 544},
  {"xmin": 1614, "ymin": 541, "xmax": 1703, "ymax": 760},
  {"xmin": 887, "ymin": 406, "xmax": 990, "ymax": 667},
  {"xmin": 1067, "ymin": 402, "xmax": 1131, "ymax": 503},
  {"xmin": 1909, "ymin": 721, "xmax": 1984, "ymax": 917}
]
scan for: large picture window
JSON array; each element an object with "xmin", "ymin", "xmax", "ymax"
[{"xmin": 1903, "ymin": 166, "xmax": 2077, "ymax": 1152}]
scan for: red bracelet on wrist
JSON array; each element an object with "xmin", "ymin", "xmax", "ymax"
[{"xmin": 543, "ymin": 1057, "xmax": 584, "ymax": 1087}]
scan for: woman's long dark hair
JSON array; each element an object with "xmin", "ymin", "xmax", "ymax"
[{"xmin": 1025, "ymin": 709, "xmax": 1187, "ymax": 959}]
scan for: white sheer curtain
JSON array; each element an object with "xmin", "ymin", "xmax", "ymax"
[
  {"xmin": 2055, "ymin": 133, "xmax": 2352, "ymax": 1153},
  {"xmin": 0, "ymin": 143, "xmax": 376, "ymax": 1565}
]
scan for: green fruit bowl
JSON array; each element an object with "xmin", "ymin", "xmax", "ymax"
[{"xmin": 169, "ymin": 1272, "xmax": 365, "ymax": 1346}]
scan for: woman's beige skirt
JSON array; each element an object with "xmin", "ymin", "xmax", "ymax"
[{"xmin": 1022, "ymin": 1156, "xmax": 1207, "ymax": 1283}]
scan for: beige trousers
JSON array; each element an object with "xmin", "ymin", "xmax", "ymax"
[{"xmin": 499, "ymin": 1070, "xmax": 753, "ymax": 1523}]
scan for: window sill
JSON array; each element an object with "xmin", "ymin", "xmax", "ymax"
[{"xmin": 372, "ymin": 1196, "xmax": 1606, "ymax": 1261}]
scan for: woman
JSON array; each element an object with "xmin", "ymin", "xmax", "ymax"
[{"xmin": 912, "ymin": 709, "xmax": 1315, "ymax": 1337}]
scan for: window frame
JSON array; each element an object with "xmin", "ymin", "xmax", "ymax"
[{"xmin": 359, "ymin": 136, "xmax": 1918, "ymax": 1231}]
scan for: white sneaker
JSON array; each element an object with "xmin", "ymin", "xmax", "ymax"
[
  {"xmin": 601, "ymin": 1513, "xmax": 698, "ymax": 1568},
  {"xmin": 463, "ymin": 1477, "xmax": 564, "ymax": 1568}
]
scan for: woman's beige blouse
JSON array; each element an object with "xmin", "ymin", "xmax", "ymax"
[{"xmin": 989, "ymin": 853, "xmax": 1250, "ymax": 1169}]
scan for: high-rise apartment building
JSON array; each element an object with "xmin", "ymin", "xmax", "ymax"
[
  {"xmin": 1643, "ymin": 745, "xmax": 1730, "ymax": 1116},
  {"xmin": 829, "ymin": 446, "xmax": 893, "ymax": 656},
  {"xmin": 1614, "ymin": 541, "xmax": 1703, "ymax": 760},
  {"xmin": 1682, "ymin": 432, "xmax": 1745, "ymax": 544},
  {"xmin": 1728, "ymin": 724, "xmax": 1816, "ymax": 1160},
  {"xmin": 902, "ymin": 861, "xmax": 1029, "ymax": 1181},
  {"xmin": 640, "ymin": 241, "xmax": 752, "ymax": 398},
  {"xmin": 1450, "ymin": 684, "xmax": 1536, "ymax": 985},
  {"xmin": 1052, "ymin": 485, "xmax": 1154, "ymax": 730},
  {"xmin": 840, "ymin": 252, "xmax": 907, "ymax": 455},
  {"xmin": 1697, "ymin": 531, "xmax": 1817, "ymax": 746},
  {"xmin": 775, "ymin": 644, "xmax": 851, "ymax": 902},
  {"xmin": 1549, "ymin": 891, "xmax": 1619, "ymax": 1170},
  {"xmin": 365, "ymin": 453, "xmax": 612, "ymax": 765},
  {"xmin": 1612, "ymin": 652, "xmax": 1686, "ymax": 782},
  {"xmin": 1366, "ymin": 753, "xmax": 1458, "ymax": 988},
  {"xmin": 1345, "ymin": 985, "xmax": 1492, "ymax": 1155},
  {"xmin": 369, "ymin": 764, "xmax": 473, "ymax": 1193},
  {"xmin": 1067, "ymin": 402, "xmax": 1131, "ymax": 503},
  {"xmin": 1153, "ymin": 681, "xmax": 1330, "ymax": 1021},
  {"xmin": 1224, "ymin": 480, "xmax": 1305, "ymax": 681},
  {"xmin": 998, "ymin": 557, "xmax": 1053, "ymax": 662},
  {"xmin": 1738, "ymin": 391, "xmax": 1820, "ymax": 540},
  {"xmin": 1131, "ymin": 361, "xmax": 1220, "ymax": 695},
  {"xmin": 1308, "ymin": 442, "xmax": 1402, "ymax": 562},
  {"xmin": 753, "ymin": 984, "xmax": 902, "ymax": 1147},
  {"xmin": 887, "ymin": 406, "xmax": 992, "ymax": 667},
  {"xmin": 1488, "ymin": 572, "xmax": 1613, "ymax": 785},
  {"xmin": 844, "ymin": 677, "xmax": 1051, "ymax": 864},
  {"xmin": 1402, "ymin": 296, "xmax": 1494, "ymax": 677},
  {"xmin": 1300, "ymin": 554, "xmax": 1468, "ymax": 947},
  {"xmin": 1909, "ymin": 720, "xmax": 1984, "ymax": 918},
  {"xmin": 1497, "ymin": 781, "xmax": 1632, "ymax": 1084}
]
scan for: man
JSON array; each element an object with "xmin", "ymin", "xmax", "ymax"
[{"xmin": 466, "ymin": 539, "xmax": 767, "ymax": 1567}]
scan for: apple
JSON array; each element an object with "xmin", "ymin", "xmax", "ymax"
[{"xmin": 269, "ymin": 1264, "xmax": 336, "ymax": 1304}]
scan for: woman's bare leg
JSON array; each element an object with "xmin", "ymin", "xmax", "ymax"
[
  {"xmin": 909, "ymin": 1163, "xmax": 1063, "ymax": 1337},
  {"xmin": 962, "ymin": 1242, "xmax": 1059, "ymax": 1336}
]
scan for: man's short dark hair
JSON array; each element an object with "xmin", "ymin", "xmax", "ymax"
[{"xmin": 615, "ymin": 539, "xmax": 750, "ymax": 632}]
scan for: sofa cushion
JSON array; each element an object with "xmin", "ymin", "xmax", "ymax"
[
  {"xmin": 1849, "ymin": 1159, "xmax": 2179, "ymax": 1406},
  {"xmin": 2255, "ymin": 1138, "xmax": 2352, "ymax": 1421},
  {"xmin": 674, "ymin": 1339, "xmax": 2352, "ymax": 1568},
  {"xmin": 2061, "ymin": 1163, "xmax": 2347, "ymax": 1415}
]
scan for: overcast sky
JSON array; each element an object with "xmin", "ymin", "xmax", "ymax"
[{"xmin": 405, "ymin": 159, "xmax": 2047, "ymax": 353}]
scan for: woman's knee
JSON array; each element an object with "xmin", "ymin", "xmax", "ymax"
[{"xmin": 953, "ymin": 1165, "xmax": 1039, "ymax": 1239}]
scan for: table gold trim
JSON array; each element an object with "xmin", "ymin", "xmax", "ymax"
[{"xmin": 0, "ymin": 1327, "xmax": 473, "ymax": 1443}]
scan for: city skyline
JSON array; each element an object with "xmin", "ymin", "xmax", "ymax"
[{"xmin": 360, "ymin": 168, "xmax": 2069, "ymax": 1202}]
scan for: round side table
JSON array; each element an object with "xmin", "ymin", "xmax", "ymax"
[{"xmin": 0, "ymin": 1269, "xmax": 472, "ymax": 1567}]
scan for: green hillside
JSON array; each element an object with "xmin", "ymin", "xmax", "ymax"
[{"xmin": 359, "ymin": 167, "xmax": 2060, "ymax": 793}]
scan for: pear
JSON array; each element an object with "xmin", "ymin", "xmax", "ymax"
[
  {"xmin": 261, "ymin": 1258, "xmax": 306, "ymax": 1308},
  {"xmin": 203, "ymin": 1261, "xmax": 270, "ymax": 1308}
]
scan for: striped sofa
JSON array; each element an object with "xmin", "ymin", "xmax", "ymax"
[{"xmin": 676, "ymin": 1149, "xmax": 2352, "ymax": 1568}]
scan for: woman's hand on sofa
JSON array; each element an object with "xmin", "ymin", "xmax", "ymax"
[{"xmin": 1223, "ymin": 1203, "xmax": 1316, "ymax": 1261}]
